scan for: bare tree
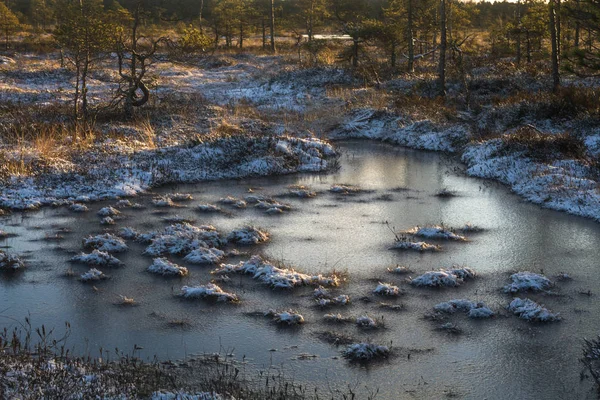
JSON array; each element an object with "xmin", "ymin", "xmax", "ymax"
[
  {"xmin": 438, "ymin": 0, "xmax": 447, "ymax": 96},
  {"xmin": 114, "ymin": 2, "xmax": 166, "ymax": 117}
]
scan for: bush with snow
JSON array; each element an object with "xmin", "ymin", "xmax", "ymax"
[
  {"xmin": 71, "ymin": 250, "xmax": 124, "ymax": 267},
  {"xmin": 180, "ymin": 283, "xmax": 238, "ymax": 302},
  {"xmin": 148, "ymin": 258, "xmax": 188, "ymax": 277},
  {"xmin": 342, "ymin": 343, "xmax": 390, "ymax": 361},
  {"xmin": 373, "ymin": 282, "xmax": 401, "ymax": 296},
  {"xmin": 226, "ymin": 226, "xmax": 270, "ymax": 245},
  {"xmin": 503, "ymin": 272, "xmax": 553, "ymax": 293},
  {"xmin": 410, "ymin": 267, "xmax": 476, "ymax": 287},
  {"xmin": 83, "ymin": 233, "xmax": 128, "ymax": 253},
  {"xmin": 0, "ymin": 250, "xmax": 24, "ymax": 270},
  {"xmin": 212, "ymin": 255, "xmax": 340, "ymax": 289},
  {"xmin": 507, "ymin": 298, "xmax": 560, "ymax": 322}
]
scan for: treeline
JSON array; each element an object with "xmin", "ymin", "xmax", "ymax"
[{"xmin": 0, "ymin": 0, "xmax": 599, "ymax": 120}]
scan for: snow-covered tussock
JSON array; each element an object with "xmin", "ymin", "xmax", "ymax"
[
  {"xmin": 218, "ymin": 197, "xmax": 246, "ymax": 209},
  {"xmin": 329, "ymin": 184, "xmax": 364, "ymax": 195},
  {"xmin": 316, "ymin": 295, "xmax": 350, "ymax": 307},
  {"xmin": 184, "ymin": 247, "xmax": 225, "ymax": 265},
  {"xmin": 373, "ymin": 282, "xmax": 401, "ymax": 296},
  {"xmin": 405, "ymin": 225, "xmax": 467, "ymax": 241},
  {"xmin": 226, "ymin": 226, "xmax": 270, "ymax": 245},
  {"xmin": 169, "ymin": 193, "xmax": 193, "ymax": 201},
  {"xmin": 287, "ymin": 186, "xmax": 317, "ymax": 198},
  {"xmin": 71, "ymin": 250, "xmax": 124, "ymax": 267},
  {"xmin": 180, "ymin": 284, "xmax": 238, "ymax": 302},
  {"xmin": 323, "ymin": 313, "xmax": 353, "ymax": 323},
  {"xmin": 151, "ymin": 391, "xmax": 226, "ymax": 400},
  {"xmin": 507, "ymin": 298, "xmax": 560, "ymax": 322},
  {"xmin": 411, "ymin": 267, "xmax": 476, "ymax": 287},
  {"xmin": 266, "ymin": 310, "xmax": 305, "ymax": 325},
  {"xmin": 70, "ymin": 203, "xmax": 88, "ymax": 212},
  {"xmin": 83, "ymin": 233, "xmax": 128, "ymax": 253},
  {"xmin": 255, "ymin": 199, "xmax": 292, "ymax": 214},
  {"xmin": 197, "ymin": 204, "xmax": 222, "ymax": 213},
  {"xmin": 503, "ymin": 272, "xmax": 553, "ymax": 293},
  {"xmin": 148, "ymin": 258, "xmax": 188, "ymax": 277},
  {"xmin": 97, "ymin": 207, "xmax": 120, "ymax": 217},
  {"xmin": 356, "ymin": 315, "xmax": 378, "ymax": 328},
  {"xmin": 100, "ymin": 217, "xmax": 115, "ymax": 225},
  {"xmin": 142, "ymin": 223, "xmax": 222, "ymax": 256},
  {"xmin": 387, "ymin": 265, "xmax": 412, "ymax": 274},
  {"xmin": 80, "ymin": 268, "xmax": 107, "ymax": 282},
  {"xmin": 342, "ymin": 343, "xmax": 390, "ymax": 361},
  {"xmin": 434, "ymin": 299, "xmax": 494, "ymax": 318},
  {"xmin": 390, "ymin": 240, "xmax": 441, "ymax": 252},
  {"xmin": 0, "ymin": 250, "xmax": 24, "ymax": 270},
  {"xmin": 118, "ymin": 227, "xmax": 139, "ymax": 240},
  {"xmin": 212, "ymin": 255, "xmax": 340, "ymax": 289},
  {"xmin": 152, "ymin": 196, "xmax": 176, "ymax": 207}
]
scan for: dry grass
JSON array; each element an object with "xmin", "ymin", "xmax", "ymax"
[{"xmin": 500, "ymin": 125, "xmax": 587, "ymax": 161}]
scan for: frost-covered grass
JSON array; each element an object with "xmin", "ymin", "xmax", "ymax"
[
  {"xmin": 0, "ymin": 135, "xmax": 337, "ymax": 211},
  {"xmin": 83, "ymin": 233, "xmax": 128, "ymax": 253},
  {"xmin": 342, "ymin": 343, "xmax": 390, "ymax": 361},
  {"xmin": 410, "ymin": 267, "xmax": 476, "ymax": 288},
  {"xmin": 0, "ymin": 250, "xmax": 25, "ymax": 270},
  {"xmin": 148, "ymin": 258, "xmax": 189, "ymax": 277},
  {"xmin": 323, "ymin": 313, "xmax": 354, "ymax": 323},
  {"xmin": 180, "ymin": 283, "xmax": 238, "ymax": 303},
  {"xmin": 212, "ymin": 255, "xmax": 341, "ymax": 289},
  {"xmin": 507, "ymin": 298, "xmax": 561, "ymax": 322},
  {"xmin": 98, "ymin": 206, "xmax": 120, "ymax": 217},
  {"xmin": 503, "ymin": 272, "xmax": 554, "ymax": 293},
  {"xmin": 197, "ymin": 204, "xmax": 222, "ymax": 213},
  {"xmin": 433, "ymin": 299, "xmax": 494, "ymax": 318},
  {"xmin": 316, "ymin": 295, "xmax": 351, "ymax": 307},
  {"xmin": 71, "ymin": 250, "xmax": 124, "ymax": 267}
]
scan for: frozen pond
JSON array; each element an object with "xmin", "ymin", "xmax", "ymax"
[{"xmin": 1, "ymin": 141, "xmax": 600, "ymax": 399}]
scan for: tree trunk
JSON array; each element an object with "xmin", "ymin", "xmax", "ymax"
[
  {"xmin": 262, "ymin": 19, "xmax": 266, "ymax": 49},
  {"xmin": 352, "ymin": 38, "xmax": 358, "ymax": 68},
  {"xmin": 438, "ymin": 0, "xmax": 447, "ymax": 97},
  {"xmin": 516, "ymin": 0, "xmax": 522, "ymax": 65},
  {"xmin": 574, "ymin": 0, "xmax": 580, "ymax": 48},
  {"xmin": 549, "ymin": 0, "xmax": 560, "ymax": 92},
  {"xmin": 199, "ymin": 0, "xmax": 204, "ymax": 33},
  {"xmin": 270, "ymin": 0, "xmax": 276, "ymax": 53},
  {"xmin": 391, "ymin": 43, "xmax": 396, "ymax": 68},
  {"xmin": 407, "ymin": 0, "xmax": 414, "ymax": 73}
]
